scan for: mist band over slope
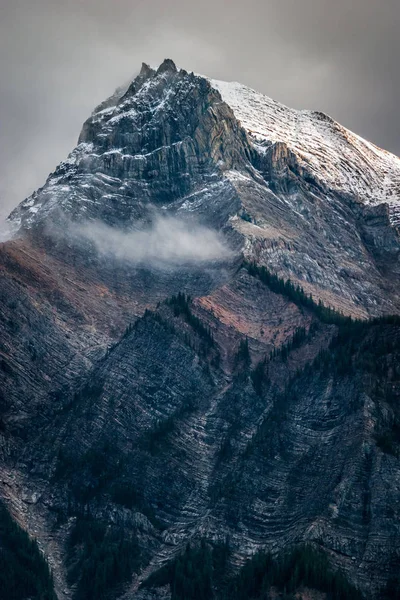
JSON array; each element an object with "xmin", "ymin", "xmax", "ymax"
[{"xmin": 71, "ymin": 215, "xmax": 232, "ymax": 267}]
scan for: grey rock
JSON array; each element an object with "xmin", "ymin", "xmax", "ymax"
[{"xmin": 1, "ymin": 60, "xmax": 400, "ymax": 599}]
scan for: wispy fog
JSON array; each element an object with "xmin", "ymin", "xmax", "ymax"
[
  {"xmin": 0, "ymin": 219, "xmax": 15, "ymax": 243},
  {"xmin": 73, "ymin": 216, "xmax": 231, "ymax": 266}
]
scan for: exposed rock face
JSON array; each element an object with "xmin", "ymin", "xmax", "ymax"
[
  {"xmin": 9, "ymin": 59, "xmax": 246, "ymax": 234},
  {"xmin": 1, "ymin": 60, "xmax": 400, "ymax": 599},
  {"xmin": 8, "ymin": 60, "xmax": 400, "ymax": 316}
]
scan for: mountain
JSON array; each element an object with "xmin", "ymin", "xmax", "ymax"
[
  {"xmin": 9, "ymin": 58, "xmax": 400, "ymax": 316},
  {"xmin": 1, "ymin": 59, "xmax": 400, "ymax": 600}
]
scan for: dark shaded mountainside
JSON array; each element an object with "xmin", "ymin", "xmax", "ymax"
[{"xmin": 1, "ymin": 59, "xmax": 400, "ymax": 599}]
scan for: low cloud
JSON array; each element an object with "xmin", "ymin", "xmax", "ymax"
[
  {"xmin": 0, "ymin": 219, "xmax": 15, "ymax": 243},
  {"xmin": 73, "ymin": 216, "xmax": 231, "ymax": 266}
]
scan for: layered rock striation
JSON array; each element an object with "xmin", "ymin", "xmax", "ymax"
[{"xmin": 1, "ymin": 59, "xmax": 400, "ymax": 599}]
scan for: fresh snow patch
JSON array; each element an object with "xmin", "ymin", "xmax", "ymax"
[{"xmin": 210, "ymin": 78, "xmax": 400, "ymax": 221}]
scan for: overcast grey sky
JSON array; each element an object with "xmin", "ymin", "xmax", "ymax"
[{"xmin": 0, "ymin": 0, "xmax": 399, "ymax": 219}]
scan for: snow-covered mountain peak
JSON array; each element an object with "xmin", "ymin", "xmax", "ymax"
[
  {"xmin": 210, "ymin": 77, "xmax": 400, "ymax": 222},
  {"xmin": 8, "ymin": 59, "xmax": 400, "ymax": 233},
  {"xmin": 5, "ymin": 59, "xmax": 400, "ymax": 316}
]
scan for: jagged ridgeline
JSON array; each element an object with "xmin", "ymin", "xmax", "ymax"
[{"xmin": 1, "ymin": 58, "xmax": 400, "ymax": 600}]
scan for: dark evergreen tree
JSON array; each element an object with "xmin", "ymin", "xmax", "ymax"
[
  {"xmin": 168, "ymin": 293, "xmax": 215, "ymax": 348},
  {"xmin": 235, "ymin": 338, "xmax": 251, "ymax": 372},
  {"xmin": 67, "ymin": 517, "xmax": 141, "ymax": 600},
  {"xmin": 0, "ymin": 501, "xmax": 56, "ymax": 600}
]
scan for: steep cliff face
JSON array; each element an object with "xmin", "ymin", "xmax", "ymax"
[
  {"xmin": 8, "ymin": 59, "xmax": 400, "ymax": 315},
  {"xmin": 9, "ymin": 60, "xmax": 247, "ymax": 231},
  {"xmin": 1, "ymin": 59, "xmax": 400, "ymax": 599}
]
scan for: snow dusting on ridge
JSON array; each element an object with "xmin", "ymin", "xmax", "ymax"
[
  {"xmin": 7, "ymin": 61, "xmax": 400, "ymax": 231},
  {"xmin": 210, "ymin": 78, "xmax": 400, "ymax": 223}
]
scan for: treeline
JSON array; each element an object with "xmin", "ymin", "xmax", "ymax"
[
  {"xmin": 116, "ymin": 297, "xmax": 217, "ymax": 360},
  {"xmin": 245, "ymin": 261, "xmax": 353, "ymax": 325},
  {"xmin": 246, "ymin": 261, "xmax": 400, "ymax": 330},
  {"xmin": 307, "ymin": 316, "xmax": 400, "ymax": 381},
  {"xmin": 246, "ymin": 314, "xmax": 400, "ymax": 459},
  {"xmin": 143, "ymin": 539, "xmax": 230, "ymax": 600},
  {"xmin": 235, "ymin": 338, "xmax": 251, "ymax": 371},
  {"xmin": 143, "ymin": 541, "xmax": 362, "ymax": 600},
  {"xmin": 246, "ymin": 260, "xmax": 400, "ymax": 400},
  {"xmin": 0, "ymin": 500, "xmax": 56, "ymax": 600},
  {"xmin": 67, "ymin": 517, "xmax": 141, "ymax": 600},
  {"xmin": 269, "ymin": 325, "xmax": 308, "ymax": 362},
  {"xmin": 224, "ymin": 544, "xmax": 363, "ymax": 600},
  {"xmin": 250, "ymin": 326, "xmax": 310, "ymax": 396},
  {"xmin": 104, "ymin": 309, "xmax": 177, "ymax": 359},
  {"xmin": 251, "ymin": 358, "xmax": 269, "ymax": 396},
  {"xmin": 168, "ymin": 293, "xmax": 215, "ymax": 347}
]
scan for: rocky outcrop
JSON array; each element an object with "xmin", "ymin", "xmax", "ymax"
[
  {"xmin": 8, "ymin": 61, "xmax": 400, "ymax": 317},
  {"xmin": 1, "ymin": 60, "xmax": 400, "ymax": 599}
]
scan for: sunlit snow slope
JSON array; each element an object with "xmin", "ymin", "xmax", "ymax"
[{"xmin": 211, "ymin": 79, "xmax": 400, "ymax": 226}]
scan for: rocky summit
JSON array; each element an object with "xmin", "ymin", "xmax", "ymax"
[{"xmin": 1, "ymin": 59, "xmax": 400, "ymax": 600}]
